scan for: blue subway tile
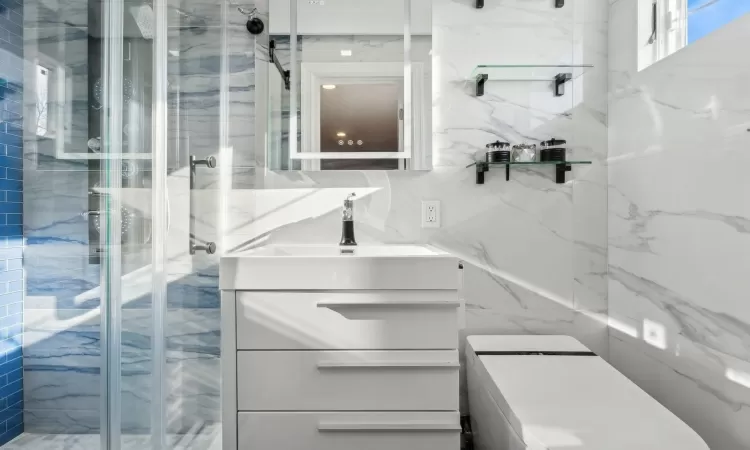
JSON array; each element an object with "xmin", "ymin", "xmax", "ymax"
[
  {"xmin": 4, "ymin": 388, "xmax": 20, "ymax": 407},
  {"xmin": 2, "ymin": 343, "xmax": 20, "ymax": 362},
  {"xmin": 0, "ymin": 357, "xmax": 20, "ymax": 376},
  {"xmin": 4, "ymin": 303, "xmax": 18, "ymax": 316},
  {"xmin": 4, "ymin": 168, "xmax": 19, "ymax": 180},
  {"xmin": 0, "ymin": 179, "xmax": 19, "ymax": 192},
  {"xmin": 0, "ymin": 292, "xmax": 20, "ymax": 307},
  {"xmin": 0, "ymin": 155, "xmax": 20, "ymax": 169},
  {"xmin": 2, "ymin": 125, "xmax": 19, "ymax": 138},
  {"xmin": 6, "ymin": 324, "xmax": 20, "ymax": 339},
  {"xmin": 0, "ymin": 270, "xmax": 20, "ymax": 284},
  {"xmin": 6, "ymin": 368, "xmax": 19, "ymax": 383},
  {"xmin": 0, "ymin": 422, "xmax": 22, "ymax": 446},
  {"xmin": 0, "ymin": 306, "xmax": 6, "ymax": 318},
  {"xmin": 0, "ymin": 379, "xmax": 20, "ymax": 400},
  {"xmin": 0, "ymin": 133, "xmax": 19, "ymax": 149},
  {"xmin": 0, "ymin": 248, "xmax": 21, "ymax": 261},
  {"xmin": 0, "ymin": 312, "xmax": 20, "ymax": 328},
  {"xmin": 5, "ymin": 237, "xmax": 21, "ymax": 249},
  {"xmin": 4, "ymin": 190, "xmax": 20, "ymax": 203},
  {"xmin": 4, "ymin": 215, "xmax": 19, "ymax": 225},
  {"xmin": 5, "ymin": 410, "xmax": 22, "ymax": 431},
  {"xmin": 0, "ymin": 202, "xmax": 20, "ymax": 214},
  {"xmin": 7, "ymin": 280, "xmax": 20, "ymax": 292},
  {"xmin": 3, "ymin": 145, "xmax": 20, "ymax": 159}
]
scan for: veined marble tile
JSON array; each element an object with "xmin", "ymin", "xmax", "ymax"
[
  {"xmin": 611, "ymin": 334, "xmax": 750, "ymax": 450},
  {"xmin": 23, "ymin": 306, "xmax": 220, "ymax": 434}
]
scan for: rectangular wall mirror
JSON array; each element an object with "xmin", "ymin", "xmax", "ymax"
[{"xmin": 265, "ymin": 0, "xmax": 432, "ymax": 171}]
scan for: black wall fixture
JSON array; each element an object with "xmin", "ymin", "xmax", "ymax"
[
  {"xmin": 554, "ymin": 73, "xmax": 572, "ymax": 97},
  {"xmin": 247, "ymin": 17, "xmax": 264, "ymax": 35},
  {"xmin": 475, "ymin": 73, "xmax": 488, "ymax": 96},
  {"xmin": 269, "ymin": 40, "xmax": 291, "ymax": 91},
  {"xmin": 240, "ymin": 7, "xmax": 265, "ymax": 35},
  {"xmin": 476, "ymin": 0, "xmax": 484, "ymax": 8}
]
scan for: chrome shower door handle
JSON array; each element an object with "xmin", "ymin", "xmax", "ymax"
[{"xmin": 189, "ymin": 155, "xmax": 217, "ymax": 255}]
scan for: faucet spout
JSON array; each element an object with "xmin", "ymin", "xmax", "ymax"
[{"xmin": 340, "ymin": 193, "xmax": 357, "ymax": 247}]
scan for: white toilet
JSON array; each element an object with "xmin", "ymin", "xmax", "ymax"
[{"xmin": 466, "ymin": 335, "xmax": 709, "ymax": 450}]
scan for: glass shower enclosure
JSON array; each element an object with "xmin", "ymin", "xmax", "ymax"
[{"xmin": 14, "ymin": 0, "xmax": 230, "ymax": 446}]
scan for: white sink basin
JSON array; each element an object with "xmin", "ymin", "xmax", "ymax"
[
  {"xmin": 228, "ymin": 244, "xmax": 448, "ymax": 258},
  {"xmin": 220, "ymin": 245, "xmax": 457, "ymax": 291}
]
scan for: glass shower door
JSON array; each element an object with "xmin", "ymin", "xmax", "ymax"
[
  {"xmin": 21, "ymin": 0, "xmax": 226, "ymax": 443},
  {"xmin": 21, "ymin": 0, "xmax": 164, "ymax": 446},
  {"xmin": 97, "ymin": 0, "xmax": 164, "ymax": 447}
]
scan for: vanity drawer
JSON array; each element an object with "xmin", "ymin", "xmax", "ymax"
[
  {"xmin": 236, "ymin": 350, "xmax": 459, "ymax": 411},
  {"xmin": 236, "ymin": 291, "xmax": 459, "ymax": 350},
  {"xmin": 237, "ymin": 411, "xmax": 461, "ymax": 450}
]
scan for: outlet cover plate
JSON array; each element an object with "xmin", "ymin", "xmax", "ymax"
[{"xmin": 422, "ymin": 200, "xmax": 441, "ymax": 228}]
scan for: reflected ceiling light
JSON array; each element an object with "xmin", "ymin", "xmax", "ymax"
[
  {"xmin": 322, "ymin": 84, "xmax": 337, "ymax": 90},
  {"xmin": 336, "ymin": 132, "xmax": 346, "ymax": 137},
  {"xmin": 340, "ymin": 49, "xmax": 352, "ymax": 57}
]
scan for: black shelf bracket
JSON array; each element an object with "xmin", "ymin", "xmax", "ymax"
[
  {"xmin": 554, "ymin": 72, "xmax": 572, "ymax": 97},
  {"xmin": 476, "ymin": 162, "xmax": 488, "ymax": 184},
  {"xmin": 556, "ymin": 163, "xmax": 572, "ymax": 184},
  {"xmin": 269, "ymin": 40, "xmax": 291, "ymax": 91},
  {"xmin": 476, "ymin": 0, "xmax": 484, "ymax": 8},
  {"xmin": 475, "ymin": 73, "xmax": 489, "ymax": 97}
]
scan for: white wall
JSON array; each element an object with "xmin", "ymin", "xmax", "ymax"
[{"xmin": 608, "ymin": 1, "xmax": 750, "ymax": 448}]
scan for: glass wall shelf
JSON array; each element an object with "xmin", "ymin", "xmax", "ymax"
[
  {"xmin": 471, "ymin": 64, "xmax": 594, "ymax": 97},
  {"xmin": 469, "ymin": 160, "xmax": 593, "ymax": 184}
]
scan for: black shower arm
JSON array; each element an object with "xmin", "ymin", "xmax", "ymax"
[{"xmin": 269, "ymin": 40, "xmax": 291, "ymax": 91}]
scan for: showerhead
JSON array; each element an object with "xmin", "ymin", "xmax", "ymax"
[{"xmin": 130, "ymin": 4, "xmax": 155, "ymax": 40}]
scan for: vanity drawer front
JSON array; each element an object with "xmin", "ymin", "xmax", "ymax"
[
  {"xmin": 236, "ymin": 291, "xmax": 459, "ymax": 350},
  {"xmin": 237, "ymin": 411, "xmax": 461, "ymax": 450},
  {"xmin": 236, "ymin": 350, "xmax": 459, "ymax": 411}
]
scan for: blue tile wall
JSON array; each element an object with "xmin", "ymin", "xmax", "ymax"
[{"xmin": 0, "ymin": 0, "xmax": 23, "ymax": 445}]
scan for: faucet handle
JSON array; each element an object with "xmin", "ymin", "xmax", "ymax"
[{"xmin": 342, "ymin": 193, "xmax": 356, "ymax": 221}]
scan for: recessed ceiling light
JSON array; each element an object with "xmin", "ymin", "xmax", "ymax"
[
  {"xmin": 336, "ymin": 132, "xmax": 346, "ymax": 137},
  {"xmin": 340, "ymin": 49, "xmax": 352, "ymax": 57},
  {"xmin": 322, "ymin": 84, "xmax": 337, "ymax": 90}
]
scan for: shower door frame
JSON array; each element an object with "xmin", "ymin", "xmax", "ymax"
[{"xmin": 98, "ymin": 0, "xmax": 170, "ymax": 447}]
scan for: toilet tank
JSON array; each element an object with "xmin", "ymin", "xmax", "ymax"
[{"xmin": 466, "ymin": 335, "xmax": 709, "ymax": 450}]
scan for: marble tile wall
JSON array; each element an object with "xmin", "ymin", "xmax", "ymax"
[{"xmin": 608, "ymin": 2, "xmax": 750, "ymax": 448}]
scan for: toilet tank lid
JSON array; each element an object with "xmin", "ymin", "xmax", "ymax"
[{"xmin": 467, "ymin": 335, "xmax": 593, "ymax": 354}]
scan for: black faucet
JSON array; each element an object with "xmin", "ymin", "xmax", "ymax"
[{"xmin": 340, "ymin": 193, "xmax": 357, "ymax": 247}]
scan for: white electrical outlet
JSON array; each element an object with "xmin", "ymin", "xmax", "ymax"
[{"xmin": 422, "ymin": 200, "xmax": 441, "ymax": 228}]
